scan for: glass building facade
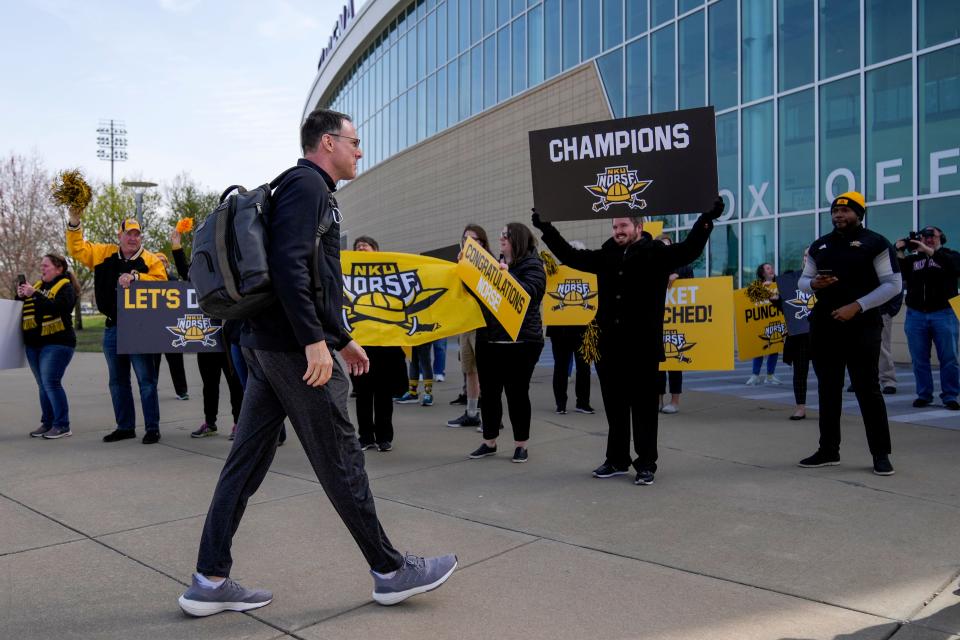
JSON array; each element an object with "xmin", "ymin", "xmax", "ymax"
[{"xmin": 320, "ymin": 0, "xmax": 960, "ymax": 284}]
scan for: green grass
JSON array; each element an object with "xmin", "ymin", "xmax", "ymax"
[{"xmin": 75, "ymin": 314, "xmax": 106, "ymax": 353}]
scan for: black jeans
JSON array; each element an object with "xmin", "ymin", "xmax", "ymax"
[
  {"xmin": 475, "ymin": 340, "xmax": 543, "ymax": 442},
  {"xmin": 595, "ymin": 344, "xmax": 660, "ymax": 473},
  {"xmin": 353, "ymin": 346, "xmax": 405, "ymax": 445},
  {"xmin": 196, "ymin": 348, "xmax": 403, "ymax": 577},
  {"xmin": 549, "ymin": 333, "xmax": 590, "ymax": 409},
  {"xmin": 197, "ymin": 351, "xmax": 244, "ymax": 426},
  {"xmin": 656, "ymin": 371, "xmax": 682, "ymax": 395},
  {"xmin": 810, "ymin": 315, "xmax": 891, "ymax": 456},
  {"xmin": 153, "ymin": 353, "xmax": 188, "ymax": 397},
  {"xmin": 786, "ymin": 334, "xmax": 811, "ymax": 405}
]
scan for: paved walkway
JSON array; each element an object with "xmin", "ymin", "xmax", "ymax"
[{"xmin": 1, "ymin": 349, "xmax": 958, "ymax": 640}]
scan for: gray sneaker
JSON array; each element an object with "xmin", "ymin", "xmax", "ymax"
[
  {"xmin": 42, "ymin": 426, "xmax": 72, "ymax": 439},
  {"xmin": 371, "ymin": 553, "xmax": 458, "ymax": 606},
  {"xmin": 178, "ymin": 574, "xmax": 273, "ymax": 617},
  {"xmin": 30, "ymin": 425, "xmax": 52, "ymax": 438}
]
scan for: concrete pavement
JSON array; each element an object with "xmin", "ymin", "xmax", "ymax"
[{"xmin": 1, "ymin": 350, "xmax": 958, "ymax": 640}]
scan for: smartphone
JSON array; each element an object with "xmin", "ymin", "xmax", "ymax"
[
  {"xmin": 817, "ymin": 269, "xmax": 833, "ymax": 277},
  {"xmin": 17, "ymin": 274, "xmax": 26, "ymax": 286}
]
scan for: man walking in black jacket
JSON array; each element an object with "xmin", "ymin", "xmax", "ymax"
[
  {"xmin": 179, "ymin": 109, "xmax": 456, "ymax": 617},
  {"xmin": 532, "ymin": 197, "xmax": 723, "ymax": 485}
]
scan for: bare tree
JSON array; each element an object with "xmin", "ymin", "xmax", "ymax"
[
  {"xmin": 0, "ymin": 153, "xmax": 62, "ymax": 299},
  {"xmin": 162, "ymin": 172, "xmax": 220, "ymax": 258}
]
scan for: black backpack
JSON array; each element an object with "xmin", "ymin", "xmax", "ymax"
[{"xmin": 190, "ymin": 166, "xmax": 337, "ymax": 320}]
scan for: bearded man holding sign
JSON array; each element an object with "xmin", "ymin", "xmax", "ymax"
[{"xmin": 532, "ymin": 198, "xmax": 724, "ymax": 486}]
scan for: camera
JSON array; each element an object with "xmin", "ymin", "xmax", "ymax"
[{"xmin": 908, "ymin": 231, "xmax": 921, "ymax": 242}]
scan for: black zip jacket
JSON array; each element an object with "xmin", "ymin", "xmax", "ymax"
[
  {"xmin": 19, "ymin": 275, "xmax": 77, "ymax": 348},
  {"xmin": 899, "ymin": 247, "xmax": 960, "ymax": 313},
  {"xmin": 539, "ymin": 216, "xmax": 714, "ymax": 362},
  {"xmin": 241, "ymin": 159, "xmax": 349, "ymax": 353},
  {"xmin": 478, "ymin": 252, "xmax": 546, "ymax": 343}
]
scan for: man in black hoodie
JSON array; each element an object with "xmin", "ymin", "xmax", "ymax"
[
  {"xmin": 179, "ymin": 109, "xmax": 456, "ymax": 618},
  {"xmin": 532, "ymin": 197, "xmax": 723, "ymax": 486}
]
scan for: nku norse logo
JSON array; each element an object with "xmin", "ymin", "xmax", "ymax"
[
  {"xmin": 584, "ymin": 165, "xmax": 652, "ymax": 212},
  {"xmin": 167, "ymin": 314, "xmax": 221, "ymax": 348},
  {"xmin": 784, "ymin": 289, "xmax": 816, "ymax": 320},
  {"xmin": 663, "ymin": 329, "xmax": 696, "ymax": 363},
  {"xmin": 759, "ymin": 321, "xmax": 787, "ymax": 349},
  {"xmin": 547, "ymin": 279, "xmax": 598, "ymax": 311},
  {"xmin": 342, "ymin": 263, "xmax": 444, "ymax": 335}
]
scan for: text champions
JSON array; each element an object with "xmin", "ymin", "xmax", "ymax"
[
  {"xmin": 548, "ymin": 123, "xmax": 690, "ymax": 163},
  {"xmin": 463, "ymin": 244, "xmax": 526, "ymax": 314}
]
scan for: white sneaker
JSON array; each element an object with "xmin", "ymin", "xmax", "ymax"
[
  {"xmin": 745, "ymin": 374, "xmax": 762, "ymax": 386},
  {"xmin": 435, "ymin": 374, "xmax": 446, "ymax": 382},
  {"xmin": 766, "ymin": 374, "xmax": 783, "ymax": 385},
  {"xmin": 660, "ymin": 403, "xmax": 678, "ymax": 414}
]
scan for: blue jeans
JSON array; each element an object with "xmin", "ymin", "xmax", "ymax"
[
  {"xmin": 432, "ymin": 338, "xmax": 447, "ymax": 377},
  {"xmin": 230, "ymin": 343, "xmax": 248, "ymax": 388},
  {"xmin": 752, "ymin": 353, "xmax": 779, "ymax": 375},
  {"xmin": 905, "ymin": 307, "xmax": 960, "ymax": 403},
  {"xmin": 103, "ymin": 325, "xmax": 160, "ymax": 431},
  {"xmin": 25, "ymin": 344, "xmax": 75, "ymax": 429}
]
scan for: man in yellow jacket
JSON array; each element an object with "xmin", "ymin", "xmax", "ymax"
[{"xmin": 66, "ymin": 209, "xmax": 167, "ymax": 444}]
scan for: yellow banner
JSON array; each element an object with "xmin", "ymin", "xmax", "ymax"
[
  {"xmin": 543, "ymin": 265, "xmax": 598, "ymax": 326},
  {"xmin": 660, "ymin": 276, "xmax": 734, "ymax": 371},
  {"xmin": 644, "ymin": 220, "xmax": 664, "ymax": 238},
  {"xmin": 456, "ymin": 237, "xmax": 531, "ymax": 341},
  {"xmin": 733, "ymin": 285, "xmax": 786, "ymax": 360},
  {"xmin": 951, "ymin": 294, "xmax": 960, "ymax": 321},
  {"xmin": 341, "ymin": 251, "xmax": 485, "ymax": 346}
]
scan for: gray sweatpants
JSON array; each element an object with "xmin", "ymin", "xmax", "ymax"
[
  {"xmin": 196, "ymin": 348, "xmax": 403, "ymax": 577},
  {"xmin": 879, "ymin": 313, "xmax": 897, "ymax": 388}
]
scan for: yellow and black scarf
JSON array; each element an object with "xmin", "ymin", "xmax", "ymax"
[{"xmin": 21, "ymin": 277, "xmax": 70, "ymax": 336}]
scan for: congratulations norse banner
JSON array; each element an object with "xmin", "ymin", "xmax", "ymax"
[
  {"xmin": 543, "ymin": 265, "xmax": 598, "ymax": 326},
  {"xmin": 456, "ymin": 237, "xmax": 531, "ymax": 341},
  {"xmin": 776, "ymin": 271, "xmax": 815, "ymax": 337},
  {"xmin": 341, "ymin": 250, "xmax": 485, "ymax": 347},
  {"xmin": 528, "ymin": 107, "xmax": 718, "ymax": 222},
  {"xmin": 117, "ymin": 282, "xmax": 223, "ymax": 354},
  {"xmin": 733, "ymin": 285, "xmax": 786, "ymax": 361},
  {"xmin": 659, "ymin": 276, "xmax": 734, "ymax": 371}
]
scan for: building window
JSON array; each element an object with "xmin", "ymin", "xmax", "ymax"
[
  {"xmin": 562, "ymin": 0, "xmax": 580, "ymax": 70},
  {"xmin": 603, "ymin": 0, "xmax": 623, "ymax": 52},
  {"xmin": 499, "ymin": 0, "xmax": 512, "ymax": 26},
  {"xmin": 778, "ymin": 0, "xmax": 813, "ymax": 91},
  {"xmin": 471, "ymin": 44, "xmax": 484, "ymax": 113},
  {"xmin": 651, "ymin": 0, "xmax": 673, "ymax": 27},
  {"xmin": 717, "ymin": 112, "xmax": 739, "ymax": 219},
  {"xmin": 920, "ymin": 0, "xmax": 960, "ymax": 49},
  {"xmin": 582, "ymin": 0, "xmax": 602, "ymax": 60},
  {"xmin": 742, "ymin": 218, "xmax": 775, "ymax": 283},
  {"xmin": 919, "ymin": 45, "xmax": 960, "ymax": 195},
  {"xmin": 626, "ymin": 36, "xmax": 649, "ymax": 115},
  {"xmin": 484, "ymin": 36, "xmax": 497, "ymax": 108},
  {"xmin": 472, "ymin": 0, "xmax": 483, "ymax": 45},
  {"xmin": 528, "ymin": 4, "xmax": 545, "ymax": 86},
  {"xmin": 597, "ymin": 47, "xmax": 624, "ymax": 117},
  {"xmin": 447, "ymin": 59, "xmax": 460, "ymax": 124},
  {"xmin": 819, "ymin": 76, "xmax": 861, "ymax": 206},
  {"xmin": 460, "ymin": 0, "xmax": 471, "ymax": 54},
  {"xmin": 437, "ymin": 65, "xmax": 448, "ymax": 130},
  {"xmin": 448, "ymin": 0, "xmax": 460, "ymax": 58},
  {"xmin": 866, "ymin": 61, "xmax": 913, "ymax": 202},
  {"xmin": 920, "ymin": 195, "xmax": 960, "ymax": 249},
  {"xmin": 459, "ymin": 53, "xmax": 471, "ymax": 119},
  {"xmin": 742, "ymin": 101, "xmax": 774, "ymax": 218},
  {"xmin": 651, "ymin": 24, "xmax": 675, "ymax": 113},
  {"xmin": 513, "ymin": 14, "xmax": 528, "ymax": 94},
  {"xmin": 778, "ymin": 214, "xmax": 814, "ymax": 272},
  {"xmin": 627, "ymin": 0, "xmax": 648, "ymax": 39},
  {"xmin": 709, "ymin": 0, "xmax": 737, "ymax": 111},
  {"xmin": 866, "ymin": 0, "xmax": 911, "ymax": 66},
  {"xmin": 779, "ymin": 89, "xmax": 815, "ymax": 212},
  {"xmin": 485, "ymin": 0, "xmax": 497, "ymax": 35},
  {"xmin": 866, "ymin": 201, "xmax": 912, "ymax": 244},
  {"xmin": 678, "ymin": 10, "xmax": 705, "ymax": 109},
  {"xmin": 818, "ymin": 0, "xmax": 858, "ymax": 80},
  {"xmin": 709, "ymin": 223, "xmax": 740, "ymax": 282},
  {"xmin": 498, "ymin": 27, "xmax": 512, "ymax": 101},
  {"xmin": 742, "ymin": 0, "xmax": 773, "ymax": 102}
]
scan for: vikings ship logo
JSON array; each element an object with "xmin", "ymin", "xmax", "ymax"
[
  {"xmin": 663, "ymin": 329, "xmax": 696, "ymax": 363},
  {"xmin": 547, "ymin": 279, "xmax": 598, "ymax": 311},
  {"xmin": 167, "ymin": 314, "xmax": 221, "ymax": 348},
  {"xmin": 784, "ymin": 290, "xmax": 816, "ymax": 320},
  {"xmin": 584, "ymin": 165, "xmax": 652, "ymax": 212},
  {"xmin": 342, "ymin": 262, "xmax": 444, "ymax": 335},
  {"xmin": 759, "ymin": 321, "xmax": 787, "ymax": 349}
]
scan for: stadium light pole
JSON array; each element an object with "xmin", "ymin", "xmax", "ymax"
[
  {"xmin": 121, "ymin": 181, "xmax": 158, "ymax": 226},
  {"xmin": 96, "ymin": 119, "xmax": 128, "ymax": 188}
]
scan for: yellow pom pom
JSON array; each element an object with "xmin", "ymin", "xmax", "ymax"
[
  {"xmin": 746, "ymin": 280, "xmax": 774, "ymax": 304},
  {"xmin": 578, "ymin": 320, "xmax": 601, "ymax": 364},
  {"xmin": 540, "ymin": 250, "xmax": 559, "ymax": 275},
  {"xmin": 176, "ymin": 217, "xmax": 194, "ymax": 233},
  {"xmin": 50, "ymin": 170, "xmax": 92, "ymax": 212}
]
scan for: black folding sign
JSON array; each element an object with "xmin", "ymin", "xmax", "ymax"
[
  {"xmin": 117, "ymin": 282, "xmax": 224, "ymax": 354},
  {"xmin": 528, "ymin": 107, "xmax": 718, "ymax": 222}
]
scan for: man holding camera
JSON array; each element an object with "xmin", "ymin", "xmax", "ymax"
[
  {"xmin": 895, "ymin": 226, "xmax": 960, "ymax": 410},
  {"xmin": 798, "ymin": 192, "xmax": 901, "ymax": 475}
]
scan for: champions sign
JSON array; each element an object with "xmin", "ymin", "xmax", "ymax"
[
  {"xmin": 733, "ymin": 285, "xmax": 787, "ymax": 360},
  {"xmin": 660, "ymin": 277, "xmax": 734, "ymax": 371},
  {"xmin": 456, "ymin": 237, "xmax": 531, "ymax": 341},
  {"xmin": 528, "ymin": 107, "xmax": 718, "ymax": 222},
  {"xmin": 341, "ymin": 251, "xmax": 484, "ymax": 347},
  {"xmin": 117, "ymin": 282, "xmax": 223, "ymax": 354},
  {"xmin": 543, "ymin": 265, "xmax": 598, "ymax": 326}
]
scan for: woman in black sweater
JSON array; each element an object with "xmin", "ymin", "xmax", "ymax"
[{"xmin": 18, "ymin": 254, "xmax": 79, "ymax": 439}]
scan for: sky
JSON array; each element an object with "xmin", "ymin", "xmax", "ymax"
[{"xmin": 0, "ymin": 0, "xmax": 366, "ymax": 194}]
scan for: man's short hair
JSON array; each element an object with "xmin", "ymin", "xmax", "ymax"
[
  {"xmin": 353, "ymin": 235, "xmax": 379, "ymax": 251},
  {"xmin": 301, "ymin": 108, "xmax": 352, "ymax": 154}
]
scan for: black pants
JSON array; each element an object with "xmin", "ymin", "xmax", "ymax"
[
  {"xmin": 197, "ymin": 351, "xmax": 244, "ymax": 426},
  {"xmin": 785, "ymin": 334, "xmax": 811, "ymax": 405},
  {"xmin": 810, "ymin": 316, "xmax": 891, "ymax": 456},
  {"xmin": 657, "ymin": 371, "xmax": 682, "ymax": 395},
  {"xmin": 196, "ymin": 348, "xmax": 403, "ymax": 577},
  {"xmin": 550, "ymin": 333, "xmax": 590, "ymax": 409},
  {"xmin": 475, "ymin": 340, "xmax": 543, "ymax": 441},
  {"xmin": 153, "ymin": 353, "xmax": 188, "ymax": 397},
  {"xmin": 353, "ymin": 346, "xmax": 405, "ymax": 445},
  {"xmin": 595, "ymin": 344, "xmax": 660, "ymax": 473}
]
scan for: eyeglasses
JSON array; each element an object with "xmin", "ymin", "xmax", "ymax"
[
  {"xmin": 327, "ymin": 133, "xmax": 361, "ymax": 149},
  {"xmin": 500, "ymin": 231, "xmax": 510, "ymax": 239}
]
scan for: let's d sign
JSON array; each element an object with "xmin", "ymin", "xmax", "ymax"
[{"xmin": 318, "ymin": 0, "xmax": 356, "ymax": 71}]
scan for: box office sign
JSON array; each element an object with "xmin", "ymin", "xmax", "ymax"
[
  {"xmin": 117, "ymin": 282, "xmax": 223, "ymax": 354},
  {"xmin": 528, "ymin": 107, "xmax": 718, "ymax": 222},
  {"xmin": 659, "ymin": 276, "xmax": 734, "ymax": 372}
]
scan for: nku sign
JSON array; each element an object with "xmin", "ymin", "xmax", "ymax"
[{"xmin": 318, "ymin": 1, "xmax": 356, "ymax": 71}]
